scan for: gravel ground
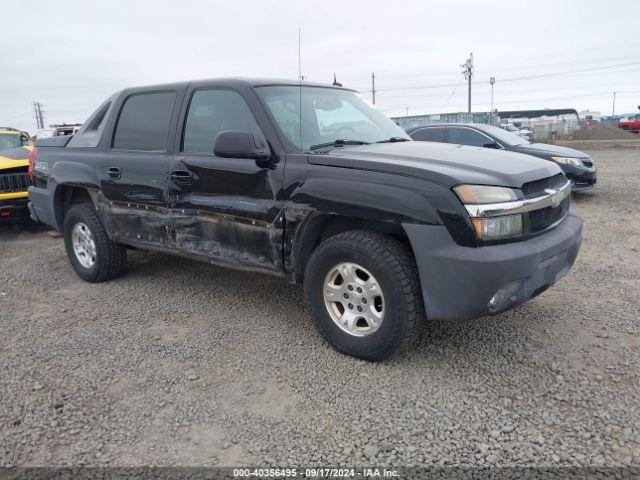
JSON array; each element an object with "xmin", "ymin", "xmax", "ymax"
[{"xmin": 1, "ymin": 146, "xmax": 639, "ymax": 468}]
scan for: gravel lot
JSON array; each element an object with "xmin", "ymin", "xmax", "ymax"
[{"xmin": 1, "ymin": 145, "xmax": 639, "ymax": 468}]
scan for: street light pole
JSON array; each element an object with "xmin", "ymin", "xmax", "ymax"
[
  {"xmin": 490, "ymin": 77, "xmax": 495, "ymax": 123},
  {"xmin": 371, "ymin": 72, "xmax": 376, "ymax": 105},
  {"xmin": 612, "ymin": 91, "xmax": 616, "ymax": 117}
]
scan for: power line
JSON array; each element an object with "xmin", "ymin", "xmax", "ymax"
[
  {"xmin": 375, "ymin": 80, "xmax": 640, "ymax": 100},
  {"xmin": 340, "ymin": 53, "xmax": 640, "ymax": 83},
  {"xmin": 379, "ymin": 90, "xmax": 640, "ymax": 113},
  {"xmin": 369, "ymin": 60, "xmax": 640, "ymax": 93},
  {"xmin": 346, "ymin": 65, "xmax": 640, "ymax": 92}
]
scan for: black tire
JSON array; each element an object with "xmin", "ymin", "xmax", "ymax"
[
  {"xmin": 63, "ymin": 203, "xmax": 126, "ymax": 283},
  {"xmin": 303, "ymin": 230, "xmax": 423, "ymax": 361}
]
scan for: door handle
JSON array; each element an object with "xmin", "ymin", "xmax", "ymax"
[
  {"xmin": 107, "ymin": 167, "xmax": 121, "ymax": 179},
  {"xmin": 170, "ymin": 170, "xmax": 193, "ymax": 186}
]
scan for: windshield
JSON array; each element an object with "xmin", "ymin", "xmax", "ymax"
[
  {"xmin": 256, "ymin": 85, "xmax": 410, "ymax": 150},
  {"xmin": 482, "ymin": 125, "xmax": 531, "ymax": 146},
  {"xmin": 0, "ymin": 133, "xmax": 23, "ymax": 149}
]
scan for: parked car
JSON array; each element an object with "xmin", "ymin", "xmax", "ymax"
[
  {"xmin": 28, "ymin": 79, "xmax": 582, "ymax": 360},
  {"xmin": 0, "ymin": 145, "xmax": 34, "ymax": 222},
  {"xmin": 618, "ymin": 115, "xmax": 640, "ymax": 133},
  {"xmin": 408, "ymin": 123, "xmax": 597, "ymax": 191}
]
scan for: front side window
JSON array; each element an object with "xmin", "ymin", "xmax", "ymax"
[
  {"xmin": 447, "ymin": 128, "xmax": 490, "ymax": 147},
  {"xmin": 411, "ymin": 127, "xmax": 445, "ymax": 142},
  {"xmin": 112, "ymin": 92, "xmax": 176, "ymax": 151},
  {"xmin": 256, "ymin": 86, "xmax": 409, "ymax": 150},
  {"xmin": 182, "ymin": 89, "xmax": 261, "ymax": 154}
]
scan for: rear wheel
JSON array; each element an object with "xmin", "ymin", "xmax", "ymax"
[
  {"xmin": 63, "ymin": 204, "xmax": 126, "ymax": 282},
  {"xmin": 304, "ymin": 231, "xmax": 423, "ymax": 361}
]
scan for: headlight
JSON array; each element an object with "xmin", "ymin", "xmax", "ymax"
[
  {"xmin": 454, "ymin": 184, "xmax": 523, "ymax": 242},
  {"xmin": 453, "ymin": 185, "xmax": 519, "ymax": 204},
  {"xmin": 550, "ymin": 156, "xmax": 583, "ymax": 167},
  {"xmin": 471, "ymin": 215, "xmax": 523, "ymax": 241}
]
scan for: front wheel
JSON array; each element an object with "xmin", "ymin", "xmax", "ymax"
[
  {"xmin": 303, "ymin": 231, "xmax": 423, "ymax": 361},
  {"xmin": 63, "ymin": 204, "xmax": 126, "ymax": 283}
]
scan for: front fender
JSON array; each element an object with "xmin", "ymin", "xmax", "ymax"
[{"xmin": 287, "ymin": 169, "xmax": 452, "ymax": 226}]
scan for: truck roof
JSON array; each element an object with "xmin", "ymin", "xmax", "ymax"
[{"xmin": 119, "ymin": 77, "xmax": 354, "ymax": 95}]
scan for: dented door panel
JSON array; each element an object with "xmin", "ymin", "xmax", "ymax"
[
  {"xmin": 169, "ymin": 155, "xmax": 284, "ymax": 272},
  {"xmin": 96, "ymin": 149, "xmax": 174, "ymax": 247}
]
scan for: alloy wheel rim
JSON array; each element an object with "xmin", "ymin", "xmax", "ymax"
[
  {"xmin": 71, "ymin": 222, "xmax": 96, "ymax": 269},
  {"xmin": 323, "ymin": 262, "xmax": 385, "ymax": 337}
]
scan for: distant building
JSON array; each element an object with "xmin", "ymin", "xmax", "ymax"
[{"xmin": 578, "ymin": 110, "xmax": 602, "ymax": 122}]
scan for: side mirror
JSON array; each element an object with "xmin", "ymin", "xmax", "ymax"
[
  {"xmin": 483, "ymin": 141, "xmax": 501, "ymax": 149},
  {"xmin": 214, "ymin": 130, "xmax": 271, "ymax": 165}
]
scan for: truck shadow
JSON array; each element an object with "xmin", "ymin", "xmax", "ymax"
[{"xmin": 122, "ymin": 250, "xmax": 547, "ymax": 368}]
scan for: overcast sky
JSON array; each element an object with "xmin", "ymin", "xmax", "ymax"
[{"xmin": 2, "ymin": 0, "xmax": 639, "ymax": 133}]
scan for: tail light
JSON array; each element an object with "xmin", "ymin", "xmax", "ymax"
[{"xmin": 28, "ymin": 147, "xmax": 37, "ymax": 179}]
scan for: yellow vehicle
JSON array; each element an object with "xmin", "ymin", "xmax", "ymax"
[
  {"xmin": 0, "ymin": 128, "xmax": 32, "ymax": 149},
  {"xmin": 0, "ymin": 142, "xmax": 33, "ymax": 222}
]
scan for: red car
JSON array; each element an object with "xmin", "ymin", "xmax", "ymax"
[{"xmin": 618, "ymin": 115, "xmax": 640, "ymax": 133}]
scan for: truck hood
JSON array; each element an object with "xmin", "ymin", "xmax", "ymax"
[
  {"xmin": 0, "ymin": 146, "xmax": 31, "ymax": 170},
  {"xmin": 510, "ymin": 142, "xmax": 590, "ymax": 160},
  {"xmin": 307, "ymin": 141, "xmax": 561, "ymax": 188}
]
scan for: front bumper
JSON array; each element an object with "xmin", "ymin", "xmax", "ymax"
[
  {"xmin": 562, "ymin": 165, "xmax": 597, "ymax": 191},
  {"xmin": 403, "ymin": 212, "xmax": 582, "ymax": 321},
  {"xmin": 0, "ymin": 197, "xmax": 31, "ymax": 223}
]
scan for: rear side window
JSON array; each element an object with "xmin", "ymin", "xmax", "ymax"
[
  {"xmin": 411, "ymin": 127, "xmax": 445, "ymax": 142},
  {"xmin": 447, "ymin": 127, "xmax": 488, "ymax": 147},
  {"xmin": 68, "ymin": 98, "xmax": 114, "ymax": 148},
  {"xmin": 112, "ymin": 92, "xmax": 176, "ymax": 151},
  {"xmin": 182, "ymin": 89, "xmax": 261, "ymax": 154}
]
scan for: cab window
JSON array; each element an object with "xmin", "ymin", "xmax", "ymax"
[{"xmin": 182, "ymin": 89, "xmax": 261, "ymax": 154}]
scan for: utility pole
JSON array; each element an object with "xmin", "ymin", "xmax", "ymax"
[
  {"xmin": 405, "ymin": 107, "xmax": 409, "ymax": 117},
  {"xmin": 371, "ymin": 72, "xmax": 376, "ymax": 105},
  {"xmin": 461, "ymin": 53, "xmax": 473, "ymax": 113},
  {"xmin": 490, "ymin": 77, "xmax": 495, "ymax": 124},
  {"xmin": 33, "ymin": 101, "xmax": 45, "ymax": 130},
  {"xmin": 612, "ymin": 91, "xmax": 616, "ymax": 117}
]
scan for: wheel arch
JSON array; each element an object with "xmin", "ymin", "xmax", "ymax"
[
  {"xmin": 288, "ymin": 213, "xmax": 413, "ymax": 284},
  {"xmin": 53, "ymin": 184, "xmax": 97, "ymax": 229}
]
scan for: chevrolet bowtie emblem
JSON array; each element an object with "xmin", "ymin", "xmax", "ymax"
[{"xmin": 545, "ymin": 188, "xmax": 560, "ymax": 207}]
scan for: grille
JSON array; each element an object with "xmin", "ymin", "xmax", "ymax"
[
  {"xmin": 521, "ymin": 173, "xmax": 567, "ymax": 199},
  {"xmin": 0, "ymin": 172, "xmax": 31, "ymax": 194},
  {"xmin": 528, "ymin": 196, "xmax": 570, "ymax": 234}
]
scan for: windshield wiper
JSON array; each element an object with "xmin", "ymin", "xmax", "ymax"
[
  {"xmin": 376, "ymin": 137, "xmax": 410, "ymax": 143},
  {"xmin": 308, "ymin": 139, "xmax": 370, "ymax": 150}
]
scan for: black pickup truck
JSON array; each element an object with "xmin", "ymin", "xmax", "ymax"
[{"xmin": 28, "ymin": 78, "xmax": 582, "ymax": 361}]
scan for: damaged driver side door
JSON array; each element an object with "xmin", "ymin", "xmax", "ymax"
[{"xmin": 168, "ymin": 87, "xmax": 284, "ymax": 273}]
